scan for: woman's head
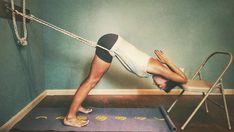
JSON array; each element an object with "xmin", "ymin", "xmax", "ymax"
[
  {"xmin": 152, "ymin": 75, "xmax": 168, "ymax": 89},
  {"xmin": 152, "ymin": 75, "xmax": 179, "ymax": 93}
]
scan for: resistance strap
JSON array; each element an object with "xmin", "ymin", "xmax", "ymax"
[
  {"xmin": 7, "ymin": 7, "xmax": 111, "ymax": 52},
  {"xmin": 7, "ymin": 7, "xmax": 133, "ymax": 72},
  {"xmin": 11, "ymin": 0, "xmax": 27, "ymax": 46}
]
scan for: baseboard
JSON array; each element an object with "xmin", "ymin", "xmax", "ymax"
[
  {"xmin": 46, "ymin": 88, "xmax": 234, "ymax": 96},
  {"xmin": 0, "ymin": 91, "xmax": 47, "ymax": 132}
]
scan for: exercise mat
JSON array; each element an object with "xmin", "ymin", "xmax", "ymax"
[{"xmin": 12, "ymin": 106, "xmax": 176, "ymax": 132}]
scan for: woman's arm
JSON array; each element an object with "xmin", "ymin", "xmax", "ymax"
[
  {"xmin": 147, "ymin": 50, "xmax": 188, "ymax": 83},
  {"xmin": 154, "ymin": 50, "xmax": 188, "ymax": 83}
]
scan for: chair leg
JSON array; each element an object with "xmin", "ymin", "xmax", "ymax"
[
  {"xmin": 167, "ymin": 90, "xmax": 185, "ymax": 113},
  {"xmin": 181, "ymin": 88, "xmax": 213, "ymax": 130},
  {"xmin": 220, "ymin": 86, "xmax": 232, "ymax": 130},
  {"xmin": 203, "ymin": 92, "xmax": 209, "ymax": 113}
]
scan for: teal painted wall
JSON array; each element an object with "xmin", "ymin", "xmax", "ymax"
[
  {"xmin": 42, "ymin": 0, "xmax": 234, "ymax": 89},
  {"xmin": 0, "ymin": 1, "xmax": 44, "ymax": 126}
]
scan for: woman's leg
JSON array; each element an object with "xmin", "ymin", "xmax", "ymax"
[{"xmin": 64, "ymin": 55, "xmax": 111, "ymax": 127}]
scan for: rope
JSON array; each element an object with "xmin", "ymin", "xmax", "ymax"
[
  {"xmin": 11, "ymin": 0, "xmax": 27, "ymax": 46},
  {"xmin": 8, "ymin": 7, "xmax": 112, "ymax": 53},
  {"xmin": 8, "ymin": 7, "xmax": 134, "ymax": 73}
]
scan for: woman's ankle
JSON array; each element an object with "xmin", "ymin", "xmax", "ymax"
[{"xmin": 65, "ymin": 114, "xmax": 76, "ymax": 119}]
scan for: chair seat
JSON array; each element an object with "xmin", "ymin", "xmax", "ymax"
[{"xmin": 182, "ymin": 80, "xmax": 220, "ymax": 93}]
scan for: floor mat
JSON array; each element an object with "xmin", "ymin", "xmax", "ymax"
[{"xmin": 12, "ymin": 106, "xmax": 176, "ymax": 132}]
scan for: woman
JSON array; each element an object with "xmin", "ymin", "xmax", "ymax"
[{"xmin": 63, "ymin": 33, "xmax": 188, "ymax": 127}]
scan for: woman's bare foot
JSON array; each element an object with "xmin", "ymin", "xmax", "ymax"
[
  {"xmin": 63, "ymin": 117, "xmax": 89, "ymax": 127},
  {"xmin": 78, "ymin": 106, "xmax": 93, "ymax": 114}
]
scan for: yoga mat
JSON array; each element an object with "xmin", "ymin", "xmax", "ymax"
[{"xmin": 12, "ymin": 106, "xmax": 176, "ymax": 132}]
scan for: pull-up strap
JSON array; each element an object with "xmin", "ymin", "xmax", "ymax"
[
  {"xmin": 115, "ymin": 54, "xmax": 133, "ymax": 73},
  {"xmin": 8, "ymin": 7, "xmax": 112, "ymax": 54},
  {"xmin": 30, "ymin": 14, "xmax": 97, "ymax": 48},
  {"xmin": 8, "ymin": 8, "xmax": 136, "ymax": 75},
  {"xmin": 11, "ymin": 0, "xmax": 27, "ymax": 46}
]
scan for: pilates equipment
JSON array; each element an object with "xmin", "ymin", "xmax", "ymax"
[
  {"xmin": 0, "ymin": 0, "xmax": 30, "ymax": 22},
  {"xmin": 4, "ymin": 1, "xmax": 108, "ymax": 51},
  {"xmin": 167, "ymin": 51, "xmax": 233, "ymax": 130},
  {"xmin": 10, "ymin": 0, "xmax": 28, "ymax": 46},
  {"xmin": 12, "ymin": 107, "xmax": 177, "ymax": 132},
  {"xmin": 0, "ymin": 0, "xmax": 29, "ymax": 46},
  {"xmin": 4, "ymin": 1, "xmax": 136, "ymax": 72},
  {"xmin": 1, "ymin": 0, "xmax": 113, "ymax": 51}
]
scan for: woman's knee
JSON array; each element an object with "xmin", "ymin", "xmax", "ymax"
[{"xmin": 86, "ymin": 76, "xmax": 102, "ymax": 88}]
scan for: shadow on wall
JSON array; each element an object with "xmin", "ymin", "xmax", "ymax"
[{"xmin": 7, "ymin": 19, "xmax": 38, "ymax": 99}]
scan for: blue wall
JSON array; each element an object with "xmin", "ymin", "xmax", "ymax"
[
  {"xmin": 42, "ymin": 0, "xmax": 234, "ymax": 89},
  {"xmin": 0, "ymin": 0, "xmax": 44, "ymax": 127}
]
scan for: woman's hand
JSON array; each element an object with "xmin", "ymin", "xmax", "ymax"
[
  {"xmin": 154, "ymin": 50, "xmax": 170, "ymax": 64},
  {"xmin": 153, "ymin": 50, "xmax": 188, "ymax": 84}
]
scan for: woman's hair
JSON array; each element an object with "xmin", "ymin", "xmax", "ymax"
[
  {"xmin": 152, "ymin": 75, "xmax": 181, "ymax": 93},
  {"xmin": 164, "ymin": 80, "xmax": 180, "ymax": 93}
]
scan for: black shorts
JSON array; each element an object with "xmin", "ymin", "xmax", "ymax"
[{"xmin": 96, "ymin": 33, "xmax": 118, "ymax": 63}]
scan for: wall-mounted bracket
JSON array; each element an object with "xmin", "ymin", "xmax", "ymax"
[{"xmin": 0, "ymin": 0, "xmax": 30, "ymax": 22}]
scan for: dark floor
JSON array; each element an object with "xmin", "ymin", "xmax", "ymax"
[{"xmin": 12, "ymin": 95, "xmax": 234, "ymax": 132}]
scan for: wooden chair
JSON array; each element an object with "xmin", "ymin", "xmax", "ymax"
[{"xmin": 167, "ymin": 51, "xmax": 233, "ymax": 130}]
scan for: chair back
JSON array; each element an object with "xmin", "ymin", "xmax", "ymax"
[{"xmin": 192, "ymin": 51, "xmax": 233, "ymax": 86}]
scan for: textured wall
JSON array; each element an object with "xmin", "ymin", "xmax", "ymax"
[
  {"xmin": 0, "ymin": 0, "xmax": 44, "ymax": 126},
  {"xmin": 42, "ymin": 0, "xmax": 234, "ymax": 89}
]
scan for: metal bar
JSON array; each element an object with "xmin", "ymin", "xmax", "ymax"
[
  {"xmin": 167, "ymin": 90, "xmax": 185, "ymax": 113},
  {"xmin": 192, "ymin": 52, "xmax": 233, "ymax": 81},
  {"xmin": 181, "ymin": 86, "xmax": 215, "ymax": 130},
  {"xmin": 203, "ymin": 92, "xmax": 209, "ymax": 113},
  {"xmin": 206, "ymin": 97, "xmax": 224, "ymax": 109},
  {"xmin": 220, "ymin": 80, "xmax": 232, "ymax": 130},
  {"xmin": 0, "ymin": 0, "xmax": 30, "ymax": 22}
]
